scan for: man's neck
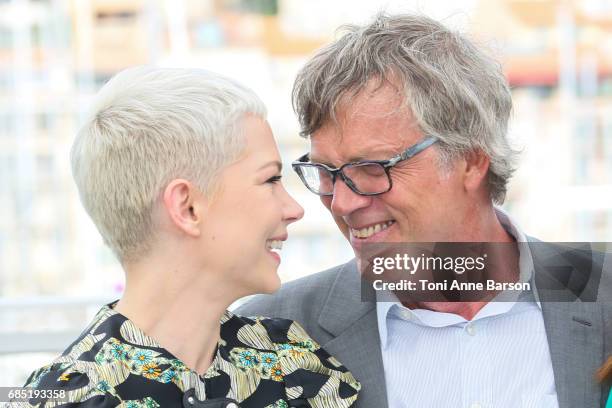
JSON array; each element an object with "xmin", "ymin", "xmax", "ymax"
[{"xmin": 402, "ymin": 207, "xmax": 519, "ymax": 321}]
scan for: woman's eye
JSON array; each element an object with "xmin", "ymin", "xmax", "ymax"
[{"xmin": 266, "ymin": 175, "xmax": 282, "ymax": 184}]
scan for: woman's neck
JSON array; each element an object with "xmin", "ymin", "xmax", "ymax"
[{"xmin": 115, "ymin": 263, "xmax": 232, "ymax": 375}]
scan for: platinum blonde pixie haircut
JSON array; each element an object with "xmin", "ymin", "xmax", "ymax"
[
  {"xmin": 293, "ymin": 13, "xmax": 519, "ymax": 203},
  {"xmin": 71, "ymin": 66, "xmax": 266, "ymax": 262}
]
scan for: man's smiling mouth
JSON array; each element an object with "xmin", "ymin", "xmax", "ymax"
[{"xmin": 350, "ymin": 220, "xmax": 396, "ymax": 239}]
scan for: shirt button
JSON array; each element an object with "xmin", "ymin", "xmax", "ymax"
[
  {"xmin": 470, "ymin": 403, "xmax": 483, "ymax": 408},
  {"xmin": 466, "ymin": 323, "xmax": 476, "ymax": 336}
]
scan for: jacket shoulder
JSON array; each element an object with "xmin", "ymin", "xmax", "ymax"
[{"xmin": 236, "ymin": 262, "xmax": 346, "ymax": 324}]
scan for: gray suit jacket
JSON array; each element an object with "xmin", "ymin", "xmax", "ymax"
[{"xmin": 237, "ymin": 243, "xmax": 612, "ymax": 408}]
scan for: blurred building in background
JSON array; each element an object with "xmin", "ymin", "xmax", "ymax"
[{"xmin": 0, "ymin": 0, "xmax": 611, "ymax": 385}]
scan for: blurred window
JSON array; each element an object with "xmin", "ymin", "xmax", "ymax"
[{"xmin": 224, "ymin": 0, "xmax": 278, "ymax": 15}]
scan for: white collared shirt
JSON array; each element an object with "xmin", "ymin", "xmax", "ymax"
[{"xmin": 376, "ymin": 208, "xmax": 559, "ymax": 408}]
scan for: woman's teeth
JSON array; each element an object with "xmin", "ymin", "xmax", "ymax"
[
  {"xmin": 267, "ymin": 240, "xmax": 283, "ymax": 252},
  {"xmin": 351, "ymin": 221, "xmax": 395, "ymax": 239}
]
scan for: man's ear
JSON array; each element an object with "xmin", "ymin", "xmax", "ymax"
[
  {"xmin": 463, "ymin": 149, "xmax": 490, "ymax": 193},
  {"xmin": 162, "ymin": 179, "xmax": 205, "ymax": 237}
]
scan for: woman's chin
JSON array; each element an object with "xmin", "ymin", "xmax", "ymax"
[{"xmin": 255, "ymin": 273, "xmax": 282, "ymax": 295}]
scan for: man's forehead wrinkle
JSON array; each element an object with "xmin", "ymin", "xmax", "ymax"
[
  {"xmin": 322, "ymin": 116, "xmax": 345, "ymax": 144},
  {"xmin": 347, "ymin": 97, "xmax": 407, "ymax": 129},
  {"xmin": 312, "ymin": 130, "xmax": 407, "ymax": 164},
  {"xmin": 314, "ymin": 119, "xmax": 422, "ymax": 161}
]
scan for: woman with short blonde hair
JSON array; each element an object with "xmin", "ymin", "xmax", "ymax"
[{"xmin": 22, "ymin": 66, "xmax": 360, "ymax": 408}]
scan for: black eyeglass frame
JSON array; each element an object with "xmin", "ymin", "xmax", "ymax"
[{"xmin": 291, "ymin": 136, "xmax": 439, "ymax": 196}]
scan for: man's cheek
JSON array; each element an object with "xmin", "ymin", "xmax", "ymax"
[
  {"xmin": 321, "ymin": 196, "xmax": 349, "ymax": 238},
  {"xmin": 334, "ymin": 218, "xmax": 350, "ymax": 239},
  {"xmin": 320, "ymin": 196, "xmax": 333, "ymax": 210}
]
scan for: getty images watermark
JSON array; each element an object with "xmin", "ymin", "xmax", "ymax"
[
  {"xmin": 359, "ymin": 242, "xmax": 609, "ymax": 303},
  {"xmin": 370, "ymin": 251, "xmax": 529, "ymax": 292}
]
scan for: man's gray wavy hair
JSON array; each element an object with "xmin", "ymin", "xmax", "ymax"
[{"xmin": 292, "ymin": 13, "xmax": 519, "ymax": 203}]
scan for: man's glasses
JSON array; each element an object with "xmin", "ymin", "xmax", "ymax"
[{"xmin": 292, "ymin": 136, "xmax": 438, "ymax": 196}]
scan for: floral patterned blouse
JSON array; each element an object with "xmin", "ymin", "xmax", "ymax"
[{"xmin": 20, "ymin": 303, "xmax": 360, "ymax": 407}]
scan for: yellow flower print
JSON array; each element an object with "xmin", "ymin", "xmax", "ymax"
[
  {"xmin": 141, "ymin": 363, "xmax": 161, "ymax": 379},
  {"xmin": 270, "ymin": 363, "xmax": 284, "ymax": 381}
]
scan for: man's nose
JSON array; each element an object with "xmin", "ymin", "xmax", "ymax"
[{"xmin": 329, "ymin": 176, "xmax": 372, "ymax": 216}]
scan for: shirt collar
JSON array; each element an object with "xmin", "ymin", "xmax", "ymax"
[
  {"xmin": 95, "ymin": 302, "xmax": 234, "ymax": 384},
  {"xmin": 376, "ymin": 207, "xmax": 540, "ymax": 350},
  {"xmin": 494, "ymin": 207, "xmax": 541, "ymax": 308},
  {"xmin": 98, "ymin": 302, "xmax": 235, "ymax": 348},
  {"xmin": 376, "ymin": 295, "xmax": 395, "ymax": 349}
]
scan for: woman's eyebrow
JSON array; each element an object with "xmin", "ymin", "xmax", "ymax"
[{"xmin": 258, "ymin": 161, "xmax": 282, "ymax": 172}]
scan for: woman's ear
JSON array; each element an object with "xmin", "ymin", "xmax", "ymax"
[{"xmin": 162, "ymin": 179, "xmax": 206, "ymax": 237}]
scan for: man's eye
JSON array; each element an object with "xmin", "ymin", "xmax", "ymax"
[{"xmin": 266, "ymin": 175, "xmax": 282, "ymax": 184}]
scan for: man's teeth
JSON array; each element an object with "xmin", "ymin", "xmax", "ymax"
[
  {"xmin": 351, "ymin": 221, "xmax": 395, "ymax": 239},
  {"xmin": 267, "ymin": 240, "xmax": 283, "ymax": 251}
]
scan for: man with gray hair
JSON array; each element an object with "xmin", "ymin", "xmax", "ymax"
[{"xmin": 238, "ymin": 13, "xmax": 611, "ymax": 408}]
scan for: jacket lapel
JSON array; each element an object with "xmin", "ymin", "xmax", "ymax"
[{"xmin": 317, "ymin": 259, "xmax": 389, "ymax": 408}]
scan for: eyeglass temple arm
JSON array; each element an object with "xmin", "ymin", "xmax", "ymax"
[{"xmin": 398, "ymin": 137, "xmax": 438, "ymax": 161}]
